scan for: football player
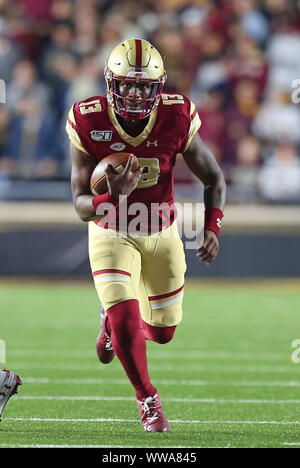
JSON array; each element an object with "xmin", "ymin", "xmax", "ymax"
[
  {"xmin": 0, "ymin": 370, "xmax": 22, "ymax": 421},
  {"xmin": 66, "ymin": 39, "xmax": 226, "ymax": 432}
]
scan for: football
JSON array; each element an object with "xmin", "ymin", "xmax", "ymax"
[{"xmin": 90, "ymin": 152, "xmax": 139, "ymax": 195}]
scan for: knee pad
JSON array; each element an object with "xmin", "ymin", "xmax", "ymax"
[
  {"xmin": 150, "ymin": 303, "xmax": 183, "ymax": 327},
  {"xmin": 99, "ymin": 281, "xmax": 136, "ymax": 309}
]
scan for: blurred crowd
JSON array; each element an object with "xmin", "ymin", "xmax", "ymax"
[{"xmin": 1, "ymin": 0, "xmax": 300, "ymax": 203}]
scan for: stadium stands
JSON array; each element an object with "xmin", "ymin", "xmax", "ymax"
[{"xmin": 0, "ymin": 0, "xmax": 299, "ymax": 203}]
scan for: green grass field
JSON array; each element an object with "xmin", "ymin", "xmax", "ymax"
[{"xmin": 0, "ymin": 279, "xmax": 300, "ymax": 448}]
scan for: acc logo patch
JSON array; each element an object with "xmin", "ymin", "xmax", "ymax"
[
  {"xmin": 110, "ymin": 142, "xmax": 126, "ymax": 151},
  {"xmin": 90, "ymin": 130, "xmax": 112, "ymax": 142}
]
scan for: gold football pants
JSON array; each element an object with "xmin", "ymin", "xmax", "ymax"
[{"xmin": 88, "ymin": 221, "xmax": 186, "ymax": 327}]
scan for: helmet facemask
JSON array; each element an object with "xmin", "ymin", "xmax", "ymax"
[{"xmin": 105, "ymin": 68, "xmax": 166, "ymax": 120}]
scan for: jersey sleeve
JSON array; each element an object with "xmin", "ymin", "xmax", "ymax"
[
  {"xmin": 65, "ymin": 104, "xmax": 89, "ymax": 155},
  {"xmin": 181, "ymin": 100, "xmax": 201, "ymax": 153}
]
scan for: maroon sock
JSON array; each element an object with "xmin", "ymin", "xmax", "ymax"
[
  {"xmin": 106, "ymin": 299, "xmax": 156, "ymax": 400},
  {"xmin": 142, "ymin": 319, "xmax": 176, "ymax": 344}
]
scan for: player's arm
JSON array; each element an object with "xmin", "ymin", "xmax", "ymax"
[
  {"xmin": 70, "ymin": 142, "xmax": 100, "ymax": 222},
  {"xmin": 182, "ymin": 132, "xmax": 226, "ymax": 265},
  {"xmin": 70, "ymin": 142, "xmax": 143, "ymax": 222}
]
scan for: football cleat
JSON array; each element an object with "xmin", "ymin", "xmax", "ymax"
[
  {"xmin": 0, "ymin": 370, "xmax": 22, "ymax": 421},
  {"xmin": 96, "ymin": 305, "xmax": 115, "ymax": 364},
  {"xmin": 137, "ymin": 392, "xmax": 169, "ymax": 432}
]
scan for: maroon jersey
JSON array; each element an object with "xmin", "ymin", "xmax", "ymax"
[{"xmin": 66, "ymin": 94, "xmax": 201, "ymax": 232}]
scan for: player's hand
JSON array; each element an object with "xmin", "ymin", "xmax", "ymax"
[
  {"xmin": 196, "ymin": 229, "xmax": 219, "ymax": 265},
  {"xmin": 105, "ymin": 155, "xmax": 143, "ymax": 200}
]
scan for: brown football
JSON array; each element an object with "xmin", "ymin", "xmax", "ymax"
[{"xmin": 90, "ymin": 152, "xmax": 139, "ymax": 195}]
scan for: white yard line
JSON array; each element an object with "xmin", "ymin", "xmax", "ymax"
[
  {"xmin": 6, "ymin": 417, "xmax": 300, "ymax": 425},
  {"xmin": 0, "ymin": 444, "xmax": 227, "ymax": 448},
  {"xmin": 8, "ymin": 417, "xmax": 139, "ymax": 422},
  {"xmin": 7, "ymin": 349, "xmax": 286, "ymax": 361},
  {"xmin": 17, "ymin": 396, "xmax": 300, "ymax": 404},
  {"xmin": 0, "ymin": 444, "xmax": 129, "ymax": 448},
  {"xmin": 11, "ymin": 363, "xmax": 297, "ymax": 373},
  {"xmin": 282, "ymin": 442, "xmax": 300, "ymax": 446},
  {"xmin": 20, "ymin": 377, "xmax": 300, "ymax": 387},
  {"xmin": 150, "ymin": 351, "xmax": 286, "ymax": 361}
]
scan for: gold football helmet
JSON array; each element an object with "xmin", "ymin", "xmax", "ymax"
[{"xmin": 104, "ymin": 38, "xmax": 167, "ymax": 120}]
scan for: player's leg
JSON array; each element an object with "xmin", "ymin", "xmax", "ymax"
[
  {"xmin": 88, "ymin": 222, "xmax": 157, "ymax": 401},
  {"xmin": 142, "ymin": 320, "xmax": 176, "ymax": 344},
  {"xmin": 137, "ymin": 276, "xmax": 177, "ymax": 344},
  {"xmin": 139, "ymin": 221, "xmax": 186, "ymax": 337},
  {"xmin": 89, "ymin": 222, "xmax": 169, "ymax": 432},
  {"xmin": 133, "ymin": 222, "xmax": 185, "ymax": 431}
]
